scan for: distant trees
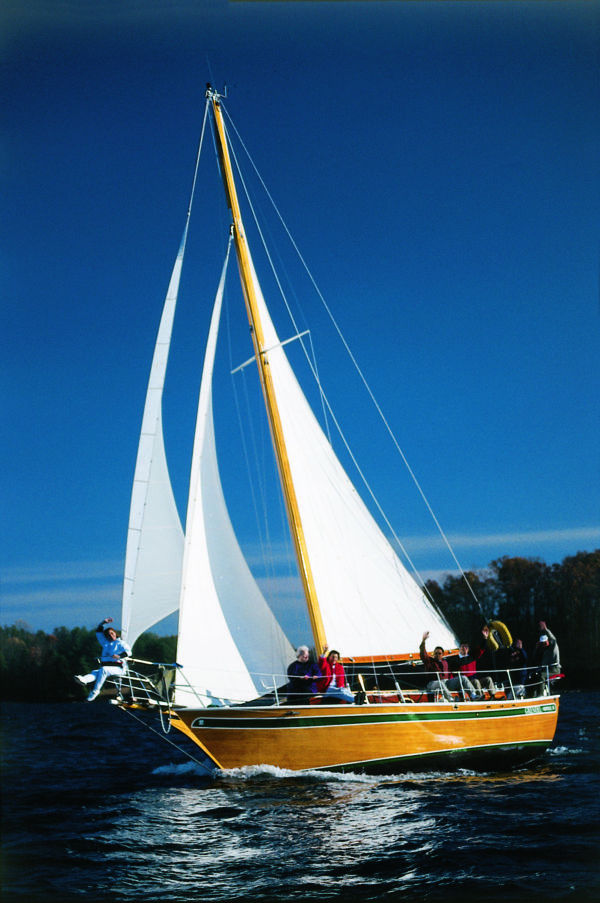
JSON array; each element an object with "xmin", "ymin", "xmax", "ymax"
[
  {"xmin": 0, "ymin": 625, "xmax": 177, "ymax": 703},
  {"xmin": 1, "ymin": 551, "xmax": 598, "ymax": 702}
]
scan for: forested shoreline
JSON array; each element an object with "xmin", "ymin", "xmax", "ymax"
[{"xmin": 1, "ymin": 551, "xmax": 598, "ymax": 702}]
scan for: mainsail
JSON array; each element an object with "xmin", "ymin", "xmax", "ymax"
[{"xmin": 246, "ymin": 258, "xmax": 457, "ymax": 656}]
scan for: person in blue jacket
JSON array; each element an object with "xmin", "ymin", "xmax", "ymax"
[{"xmin": 74, "ymin": 617, "xmax": 132, "ymax": 702}]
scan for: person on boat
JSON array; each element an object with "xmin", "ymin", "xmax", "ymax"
[
  {"xmin": 286, "ymin": 645, "xmax": 319, "ymax": 704},
  {"xmin": 444, "ymin": 642, "xmax": 494, "ymax": 698},
  {"xmin": 315, "ymin": 647, "xmax": 354, "ymax": 703},
  {"xmin": 74, "ymin": 618, "xmax": 132, "ymax": 702},
  {"xmin": 509, "ymin": 638, "xmax": 529, "ymax": 684},
  {"xmin": 419, "ymin": 632, "xmax": 478, "ymax": 701},
  {"xmin": 532, "ymin": 621, "xmax": 561, "ymax": 677},
  {"xmin": 470, "ymin": 625, "xmax": 498, "ymax": 689},
  {"xmin": 525, "ymin": 621, "xmax": 561, "ymax": 696},
  {"xmin": 499, "ymin": 637, "xmax": 528, "ymax": 699}
]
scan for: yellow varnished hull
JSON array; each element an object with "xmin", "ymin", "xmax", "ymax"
[{"xmin": 169, "ymin": 696, "xmax": 560, "ymax": 773}]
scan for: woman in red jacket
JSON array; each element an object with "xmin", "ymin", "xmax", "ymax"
[{"xmin": 316, "ymin": 647, "xmax": 354, "ymax": 702}]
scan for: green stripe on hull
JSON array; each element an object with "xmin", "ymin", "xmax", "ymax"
[{"xmin": 190, "ymin": 702, "xmax": 557, "ymax": 731}]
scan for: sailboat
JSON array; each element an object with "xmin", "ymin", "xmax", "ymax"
[{"xmin": 115, "ymin": 86, "xmax": 559, "ymax": 773}]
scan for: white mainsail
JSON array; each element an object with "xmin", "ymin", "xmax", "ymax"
[
  {"xmin": 246, "ymin": 259, "xmax": 458, "ymax": 656},
  {"xmin": 175, "ymin": 241, "xmax": 295, "ymax": 706},
  {"xmin": 120, "ymin": 230, "xmax": 188, "ymax": 646}
]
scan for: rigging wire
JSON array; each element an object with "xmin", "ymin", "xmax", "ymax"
[
  {"xmin": 185, "ymin": 96, "xmax": 211, "ymax": 222},
  {"xmin": 221, "ymin": 101, "xmax": 483, "ymax": 614},
  {"xmin": 120, "ymin": 705, "xmax": 216, "ymax": 776}
]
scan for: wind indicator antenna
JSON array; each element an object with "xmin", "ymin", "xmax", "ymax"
[{"xmin": 206, "ymin": 83, "xmax": 229, "ymax": 101}]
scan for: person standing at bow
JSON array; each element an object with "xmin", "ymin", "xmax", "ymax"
[{"xmin": 74, "ymin": 617, "xmax": 132, "ymax": 702}]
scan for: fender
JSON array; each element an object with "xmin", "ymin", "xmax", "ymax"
[{"xmin": 487, "ymin": 620, "xmax": 513, "ymax": 650}]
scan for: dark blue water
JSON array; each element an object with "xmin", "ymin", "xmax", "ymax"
[{"xmin": 2, "ymin": 691, "xmax": 599, "ymax": 903}]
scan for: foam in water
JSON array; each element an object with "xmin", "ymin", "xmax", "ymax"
[
  {"xmin": 150, "ymin": 759, "xmax": 493, "ymax": 784},
  {"xmin": 152, "ymin": 761, "xmax": 216, "ymax": 778},
  {"xmin": 219, "ymin": 763, "xmax": 375, "ymax": 783}
]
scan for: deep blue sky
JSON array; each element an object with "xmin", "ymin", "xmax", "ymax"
[{"xmin": 2, "ymin": 1, "xmax": 599, "ymax": 640}]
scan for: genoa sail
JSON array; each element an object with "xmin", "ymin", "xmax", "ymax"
[
  {"xmin": 120, "ymin": 107, "xmax": 293, "ymax": 700},
  {"xmin": 175, "ymin": 240, "xmax": 294, "ymax": 706}
]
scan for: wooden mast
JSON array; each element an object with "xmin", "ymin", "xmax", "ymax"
[{"xmin": 208, "ymin": 87, "xmax": 327, "ymax": 654}]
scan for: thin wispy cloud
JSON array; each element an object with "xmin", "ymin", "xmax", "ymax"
[
  {"xmin": 1, "ymin": 560, "xmax": 123, "ymax": 586},
  {"xmin": 244, "ymin": 526, "xmax": 600, "ymax": 564},
  {"xmin": 0, "ymin": 585, "xmax": 122, "ymax": 631},
  {"xmin": 0, "ymin": 560, "xmax": 123, "ymax": 629},
  {"xmin": 408, "ymin": 526, "xmax": 600, "ymax": 553},
  {"xmin": 2, "ymin": 527, "xmax": 597, "ymax": 591},
  {"xmin": 1, "ymin": 526, "xmax": 596, "ymax": 633}
]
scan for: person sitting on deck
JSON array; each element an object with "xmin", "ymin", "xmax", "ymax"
[
  {"xmin": 74, "ymin": 617, "xmax": 132, "ymax": 702},
  {"xmin": 286, "ymin": 645, "xmax": 319, "ymax": 704},
  {"xmin": 444, "ymin": 642, "xmax": 494, "ymax": 698},
  {"xmin": 419, "ymin": 631, "xmax": 478, "ymax": 701},
  {"xmin": 315, "ymin": 647, "xmax": 354, "ymax": 703}
]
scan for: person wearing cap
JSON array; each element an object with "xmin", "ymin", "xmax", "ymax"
[
  {"xmin": 74, "ymin": 617, "xmax": 132, "ymax": 702},
  {"xmin": 533, "ymin": 620, "xmax": 561, "ymax": 676}
]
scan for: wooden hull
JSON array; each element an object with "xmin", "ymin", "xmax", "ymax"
[{"xmin": 169, "ymin": 696, "xmax": 560, "ymax": 774}]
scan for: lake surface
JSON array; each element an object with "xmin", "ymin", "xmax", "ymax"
[{"xmin": 1, "ymin": 691, "xmax": 599, "ymax": 903}]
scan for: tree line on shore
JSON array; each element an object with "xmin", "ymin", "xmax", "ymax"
[{"xmin": 1, "ymin": 550, "xmax": 598, "ymax": 703}]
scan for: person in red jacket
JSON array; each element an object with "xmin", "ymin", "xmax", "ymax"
[{"xmin": 315, "ymin": 647, "xmax": 354, "ymax": 702}]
